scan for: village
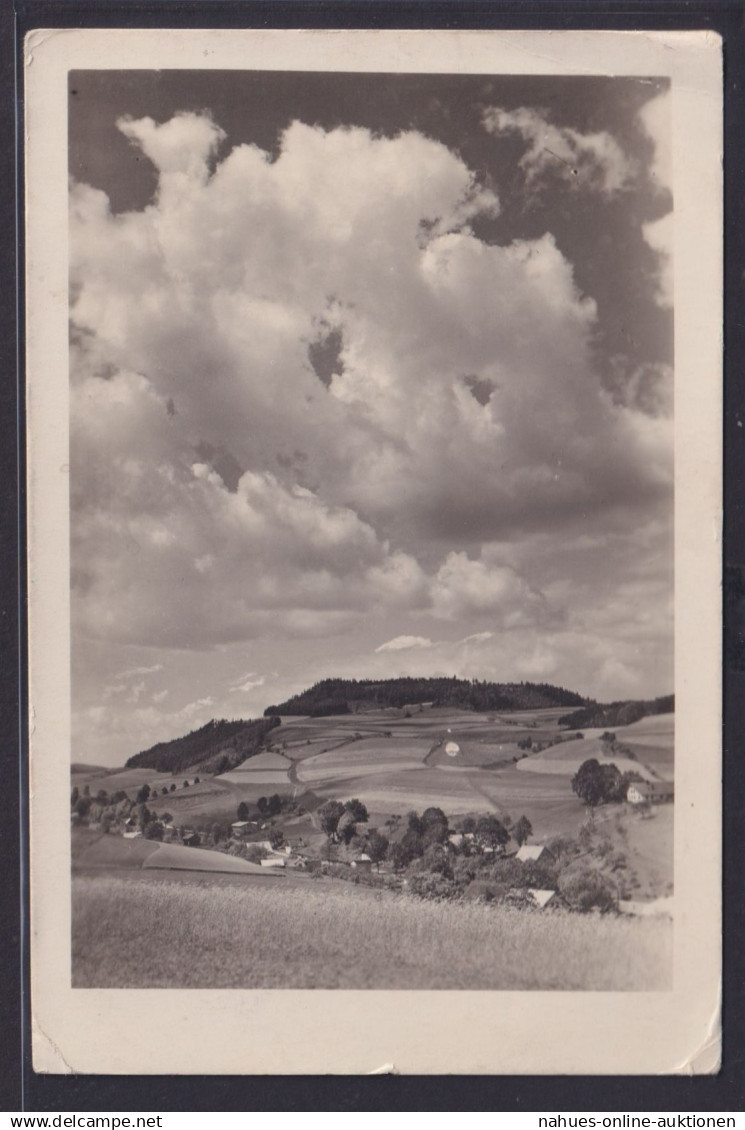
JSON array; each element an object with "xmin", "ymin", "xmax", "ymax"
[{"xmin": 72, "ymin": 738, "xmax": 673, "ymax": 917}]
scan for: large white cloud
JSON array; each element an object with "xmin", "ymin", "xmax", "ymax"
[{"xmin": 69, "ymin": 111, "xmax": 673, "ymax": 736}]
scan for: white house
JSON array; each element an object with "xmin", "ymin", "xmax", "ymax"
[
  {"xmin": 627, "ymin": 781, "xmax": 674, "ymax": 805},
  {"xmin": 516, "ymin": 844, "xmax": 548, "ymax": 863},
  {"xmin": 351, "ymin": 853, "xmax": 373, "ymax": 870},
  {"xmin": 260, "ymin": 857, "xmax": 285, "ymax": 869}
]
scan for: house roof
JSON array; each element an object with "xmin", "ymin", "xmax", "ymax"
[
  {"xmin": 629, "ymin": 780, "xmax": 674, "ymax": 798},
  {"xmin": 516, "ymin": 844, "xmax": 546, "ymax": 862},
  {"xmin": 231, "ymin": 821, "xmax": 250, "ymax": 830},
  {"xmin": 528, "ymin": 889, "xmax": 556, "ymax": 908}
]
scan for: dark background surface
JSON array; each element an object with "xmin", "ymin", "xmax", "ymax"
[{"xmin": 6, "ymin": 0, "xmax": 745, "ymax": 1113}]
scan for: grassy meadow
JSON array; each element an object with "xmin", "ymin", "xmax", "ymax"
[{"xmin": 72, "ymin": 873, "xmax": 672, "ymax": 991}]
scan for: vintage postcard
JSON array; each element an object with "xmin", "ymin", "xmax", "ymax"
[{"xmin": 26, "ymin": 28, "xmax": 722, "ymax": 1074}]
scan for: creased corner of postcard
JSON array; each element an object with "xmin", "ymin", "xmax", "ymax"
[
  {"xmin": 673, "ymin": 992, "xmax": 722, "ymax": 1075},
  {"xmin": 24, "ymin": 28, "xmax": 72, "ymax": 63},
  {"xmin": 32, "ymin": 1017, "xmax": 75, "ymax": 1075}
]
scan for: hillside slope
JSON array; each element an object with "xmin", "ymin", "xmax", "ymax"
[{"xmin": 125, "ymin": 716, "xmax": 280, "ymax": 774}]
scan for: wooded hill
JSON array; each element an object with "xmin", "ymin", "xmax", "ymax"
[
  {"xmin": 263, "ymin": 677, "xmax": 587, "ymax": 718},
  {"xmin": 557, "ymin": 694, "xmax": 674, "ymax": 730},
  {"xmin": 125, "ymin": 716, "xmax": 281, "ymax": 775}
]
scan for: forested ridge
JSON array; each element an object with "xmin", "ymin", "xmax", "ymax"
[
  {"xmin": 125, "ymin": 716, "xmax": 280, "ymax": 774},
  {"xmin": 558, "ymin": 694, "xmax": 674, "ymax": 730},
  {"xmin": 264, "ymin": 677, "xmax": 587, "ymax": 717}
]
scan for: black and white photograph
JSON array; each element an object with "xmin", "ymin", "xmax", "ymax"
[{"xmin": 26, "ymin": 27, "xmax": 721, "ymax": 1075}]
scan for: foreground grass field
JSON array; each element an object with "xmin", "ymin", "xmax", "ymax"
[{"xmin": 72, "ymin": 874, "xmax": 672, "ymax": 990}]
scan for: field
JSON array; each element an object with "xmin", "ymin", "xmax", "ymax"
[
  {"xmin": 517, "ymin": 737, "xmax": 657, "ymax": 780},
  {"xmin": 74, "ymin": 830, "xmax": 279, "ymax": 876},
  {"xmin": 72, "ymin": 872, "xmax": 672, "ymax": 990},
  {"xmin": 75, "ymin": 708, "xmax": 674, "ymax": 849}
]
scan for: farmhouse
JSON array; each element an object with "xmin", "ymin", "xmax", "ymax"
[
  {"xmin": 231, "ymin": 821, "xmax": 253, "ymax": 837},
  {"xmin": 260, "ymin": 857, "xmax": 285, "ymax": 869},
  {"xmin": 448, "ymin": 832, "xmax": 475, "ymax": 849},
  {"xmin": 627, "ymin": 781, "xmax": 674, "ymax": 805},
  {"xmin": 351, "ymin": 853, "xmax": 373, "ymax": 871}
]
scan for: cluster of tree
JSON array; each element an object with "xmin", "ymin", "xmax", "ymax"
[
  {"xmin": 325, "ymin": 809, "xmax": 624, "ymax": 913},
  {"xmin": 318, "ymin": 797, "xmax": 370, "ymax": 844},
  {"xmin": 265, "ymin": 677, "xmax": 586, "ymax": 718},
  {"xmin": 71, "ymin": 783, "xmax": 132, "ymax": 825},
  {"xmin": 558, "ymin": 694, "xmax": 674, "ymax": 731},
  {"xmin": 135, "ymin": 803, "xmax": 174, "ymax": 840},
  {"xmin": 124, "ymin": 716, "xmax": 281, "ymax": 774},
  {"xmin": 570, "ymin": 759, "xmax": 643, "ymax": 808},
  {"xmin": 71, "ymin": 780, "xmax": 183, "ymax": 835},
  {"xmin": 257, "ymin": 794, "xmax": 283, "ymax": 817}
]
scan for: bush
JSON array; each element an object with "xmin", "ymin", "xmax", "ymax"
[
  {"xmin": 406, "ymin": 874, "xmax": 459, "ymax": 902},
  {"xmin": 502, "ymin": 888, "xmax": 537, "ymax": 910},
  {"xmin": 559, "ymin": 866, "xmax": 617, "ymax": 913},
  {"xmin": 463, "ymin": 879, "xmax": 504, "ymax": 903},
  {"xmin": 412, "ymin": 845, "xmax": 452, "ymax": 879}
]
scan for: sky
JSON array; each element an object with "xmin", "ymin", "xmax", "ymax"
[{"xmin": 68, "ymin": 70, "xmax": 673, "ymax": 766}]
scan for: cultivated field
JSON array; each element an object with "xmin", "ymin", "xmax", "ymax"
[
  {"xmin": 517, "ymin": 737, "xmax": 657, "ymax": 781},
  {"xmin": 73, "ymin": 830, "xmax": 281, "ymax": 875},
  {"xmin": 74, "ymin": 707, "xmax": 674, "ymax": 846},
  {"xmin": 72, "ymin": 873, "xmax": 672, "ymax": 990}
]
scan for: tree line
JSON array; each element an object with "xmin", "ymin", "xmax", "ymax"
[
  {"xmin": 265, "ymin": 676, "xmax": 587, "ymax": 718},
  {"xmin": 558, "ymin": 694, "xmax": 674, "ymax": 730}
]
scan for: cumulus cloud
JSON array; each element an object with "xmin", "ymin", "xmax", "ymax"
[
  {"xmin": 375, "ymin": 636, "xmax": 434, "ymax": 653},
  {"xmin": 430, "ymin": 552, "xmax": 549, "ymax": 624},
  {"xmin": 69, "ymin": 107, "xmax": 673, "ymax": 745},
  {"xmin": 483, "ymin": 106, "xmax": 635, "ymax": 196},
  {"xmin": 638, "ymin": 91, "xmax": 673, "ymax": 306},
  {"xmin": 70, "ymin": 374, "xmax": 429, "ymax": 646},
  {"xmin": 639, "ymin": 90, "xmax": 672, "ymax": 195}
]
